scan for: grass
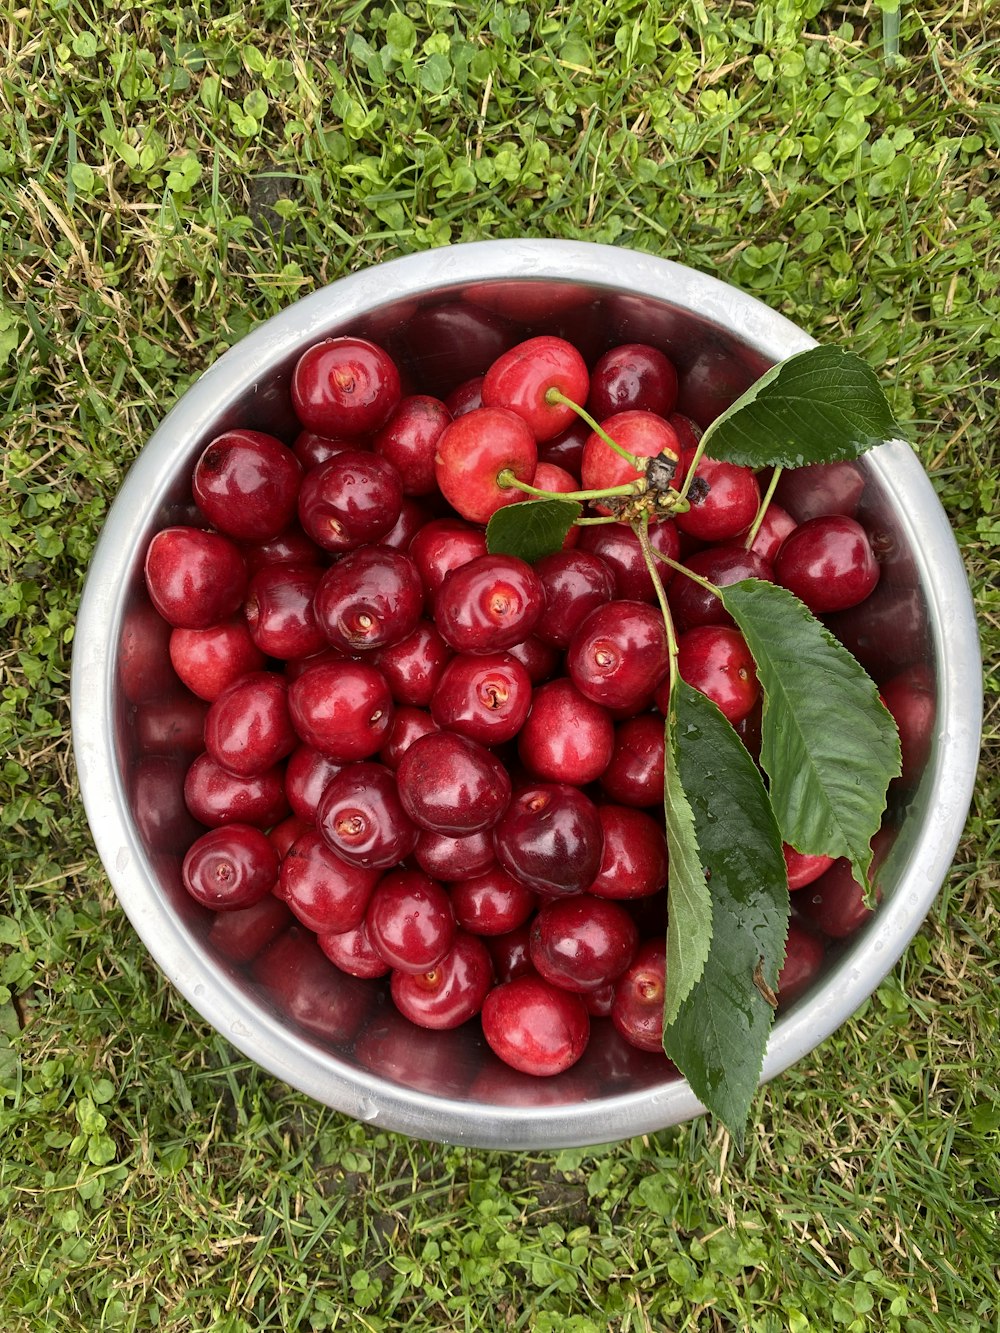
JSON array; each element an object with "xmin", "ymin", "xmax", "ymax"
[{"xmin": 2, "ymin": 0, "xmax": 998, "ymax": 1328}]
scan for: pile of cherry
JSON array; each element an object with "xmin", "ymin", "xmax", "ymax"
[{"xmin": 139, "ymin": 331, "xmax": 886, "ymax": 1079}]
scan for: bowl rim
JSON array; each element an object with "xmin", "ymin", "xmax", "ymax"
[{"xmin": 71, "ymin": 239, "xmax": 983, "ymax": 1148}]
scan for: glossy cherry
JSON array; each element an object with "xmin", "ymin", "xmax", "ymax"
[
  {"xmin": 588, "ymin": 805, "xmax": 668, "ymax": 899},
  {"xmin": 408, "ymin": 518, "xmax": 489, "ymax": 597},
  {"xmin": 192, "ymin": 429, "xmax": 302, "ymax": 541},
  {"xmin": 278, "ymin": 828, "xmax": 380, "ymax": 933},
  {"xmin": 244, "ymin": 564, "xmax": 328, "ymax": 660},
  {"xmin": 317, "ymin": 918, "xmax": 390, "ymax": 978},
  {"xmin": 378, "ymin": 705, "xmax": 440, "ymax": 770},
  {"xmin": 288, "ymin": 661, "xmax": 394, "ymax": 761},
  {"xmin": 675, "ymin": 454, "xmax": 760, "ymax": 543},
  {"xmin": 674, "ymin": 625, "xmax": 760, "ymax": 725},
  {"xmin": 315, "ymin": 761, "xmax": 418, "ymax": 869},
  {"xmin": 599, "ymin": 713, "xmax": 667, "ymax": 808},
  {"xmin": 365, "ymin": 870, "xmax": 456, "ymax": 973},
  {"xmin": 567, "ymin": 601, "xmax": 669, "ymax": 712},
  {"xmin": 314, "ymin": 546, "xmax": 424, "ymax": 654},
  {"xmin": 481, "ymin": 975, "xmax": 590, "ymax": 1076},
  {"xmin": 481, "ymin": 335, "xmax": 590, "ymax": 442},
  {"xmin": 434, "ymin": 554, "xmax": 544, "ymax": 654},
  {"xmin": 516, "ymin": 677, "xmax": 614, "ymax": 786},
  {"xmin": 412, "ymin": 827, "xmax": 497, "ymax": 882},
  {"xmin": 529, "ymin": 895, "xmax": 639, "ymax": 992},
  {"xmin": 291, "ymin": 335, "xmax": 402, "ymax": 438},
  {"xmin": 204, "ymin": 670, "xmax": 297, "ymax": 778},
  {"xmin": 169, "ymin": 619, "xmax": 266, "ymax": 702},
  {"xmin": 433, "ymin": 406, "xmax": 537, "ymax": 525},
  {"xmin": 371, "ymin": 621, "xmax": 451, "ymax": 708},
  {"xmin": 396, "ymin": 731, "xmax": 512, "ymax": 836},
  {"xmin": 390, "ymin": 931, "xmax": 494, "ymax": 1030},
  {"xmin": 533, "ymin": 549, "xmax": 615, "ymax": 650},
  {"xmin": 576, "ymin": 520, "xmax": 681, "ymax": 603},
  {"xmin": 579, "ymin": 409, "xmax": 679, "ymax": 503},
  {"xmin": 373, "ymin": 393, "xmax": 451, "ymax": 496},
  {"xmin": 182, "ymin": 823, "xmax": 279, "ymax": 910},
  {"xmin": 587, "ymin": 342, "xmax": 678, "ymax": 420},
  {"xmin": 611, "ymin": 939, "xmax": 666, "ymax": 1053},
  {"xmin": 667, "ymin": 544, "xmax": 774, "ymax": 633},
  {"xmin": 449, "ymin": 866, "xmax": 537, "ymax": 936},
  {"xmin": 493, "ymin": 783, "xmax": 604, "ymax": 898},
  {"xmin": 774, "ymin": 514, "xmax": 880, "ymax": 614},
  {"xmin": 297, "ymin": 450, "xmax": 404, "ymax": 552},
  {"xmin": 431, "ymin": 651, "xmax": 532, "ymax": 746},
  {"xmin": 183, "ymin": 751, "xmax": 290, "ymax": 829},
  {"xmin": 145, "ymin": 526, "xmax": 248, "ymax": 630}
]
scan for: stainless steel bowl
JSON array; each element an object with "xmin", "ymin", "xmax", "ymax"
[{"xmin": 71, "ymin": 240, "xmax": 982, "ymax": 1148}]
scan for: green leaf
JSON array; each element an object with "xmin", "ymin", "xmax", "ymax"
[
  {"xmin": 663, "ymin": 681, "xmax": 789, "ymax": 1151},
  {"xmin": 698, "ymin": 346, "xmax": 906, "ymax": 469},
  {"xmin": 662, "ymin": 704, "xmax": 713, "ymax": 1030},
  {"xmin": 485, "ymin": 499, "xmax": 581, "ymax": 563},
  {"xmin": 720, "ymin": 580, "xmax": 901, "ymax": 891}
]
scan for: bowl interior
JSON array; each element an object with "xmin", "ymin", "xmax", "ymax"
[{"xmin": 74, "ymin": 244, "xmax": 979, "ymax": 1147}]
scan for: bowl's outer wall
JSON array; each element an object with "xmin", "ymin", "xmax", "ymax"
[{"xmin": 72, "ymin": 240, "xmax": 982, "ymax": 1148}]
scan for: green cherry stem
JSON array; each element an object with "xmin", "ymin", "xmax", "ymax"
[
  {"xmin": 543, "ymin": 388, "xmax": 644, "ymax": 470},
  {"xmin": 632, "ymin": 517, "xmax": 681, "ymax": 693},
  {"xmin": 645, "ymin": 545, "xmax": 725, "ymax": 604},
  {"xmin": 743, "ymin": 466, "xmax": 782, "ymax": 551},
  {"xmin": 497, "ymin": 470, "xmax": 645, "ymax": 504}
]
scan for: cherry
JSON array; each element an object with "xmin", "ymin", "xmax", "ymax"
[
  {"xmin": 576, "ymin": 520, "xmax": 681, "ymax": 603},
  {"xmin": 204, "ymin": 670, "xmax": 297, "ymax": 777},
  {"xmin": 408, "ymin": 518, "xmax": 488, "ymax": 597},
  {"xmin": 879, "ymin": 664, "xmax": 934, "ymax": 788},
  {"xmin": 588, "ymin": 805, "xmax": 668, "ymax": 899},
  {"xmin": 486, "ymin": 922, "xmax": 535, "ymax": 983},
  {"xmin": 481, "ymin": 335, "xmax": 590, "ymax": 442},
  {"xmin": 365, "ymin": 869, "xmax": 456, "ymax": 973},
  {"xmin": 134, "ymin": 691, "xmax": 209, "ymax": 757},
  {"xmin": 587, "ymin": 343, "xmax": 678, "ymax": 420},
  {"xmin": 297, "ymin": 449, "xmax": 404, "ymax": 553},
  {"xmin": 600, "ymin": 713, "xmax": 667, "ymax": 808},
  {"xmin": 252, "ymin": 926, "xmax": 371, "ymax": 1045},
  {"xmin": 481, "ymin": 975, "xmax": 590, "ymax": 1076},
  {"xmin": 390, "ymin": 931, "xmax": 494, "ymax": 1029},
  {"xmin": 431, "ymin": 651, "xmax": 533, "ymax": 746},
  {"xmin": 675, "ymin": 454, "xmax": 760, "ymax": 543},
  {"xmin": 773, "ymin": 459, "xmax": 865, "ymax": 523},
  {"xmin": 493, "ymin": 783, "xmax": 604, "ymax": 898},
  {"xmin": 533, "ymin": 549, "xmax": 616, "ymax": 649},
  {"xmin": 243, "ymin": 564, "xmax": 327, "ymax": 660},
  {"xmin": 434, "ymin": 554, "xmax": 544, "ymax": 654},
  {"xmin": 774, "ymin": 514, "xmax": 880, "ymax": 614},
  {"xmin": 288, "ymin": 661, "xmax": 393, "ymax": 761},
  {"xmin": 268, "ymin": 813, "xmax": 311, "ymax": 861},
  {"xmin": 315, "ymin": 761, "xmax": 419, "ymax": 869},
  {"xmin": 396, "ymin": 731, "xmax": 512, "ymax": 836},
  {"xmin": 378, "ymin": 496, "xmax": 433, "ymax": 552},
  {"xmin": 118, "ymin": 599, "xmax": 178, "ymax": 705},
  {"xmin": 413, "ymin": 827, "xmax": 497, "ymax": 882},
  {"xmin": 373, "ymin": 393, "xmax": 451, "ymax": 496},
  {"xmin": 291, "ymin": 335, "xmax": 402, "ymax": 438},
  {"xmin": 531, "ymin": 462, "xmax": 582, "ymax": 547},
  {"xmin": 669, "ymin": 412, "xmax": 702, "ymax": 454},
  {"xmin": 371, "ymin": 620, "xmax": 451, "ymax": 708},
  {"xmin": 183, "ymin": 751, "xmax": 290, "ymax": 829},
  {"xmin": 450, "ymin": 866, "xmax": 537, "ymax": 936},
  {"xmin": 582, "ymin": 983, "xmax": 616, "ymax": 1018},
  {"xmin": 675, "ymin": 625, "xmax": 760, "ymax": 725},
  {"xmin": 567, "ymin": 601, "xmax": 669, "ymax": 712},
  {"xmin": 796, "ymin": 857, "xmax": 882, "ymax": 939},
  {"xmin": 433, "ymin": 406, "xmax": 537, "ymax": 525},
  {"xmin": 611, "ymin": 938, "xmax": 666, "ymax": 1053},
  {"xmin": 378, "ymin": 705, "xmax": 440, "ymax": 770},
  {"xmin": 314, "ymin": 547, "xmax": 424, "ymax": 654},
  {"xmin": 667, "ymin": 544, "xmax": 774, "ymax": 633},
  {"xmin": 181, "ymin": 823, "xmax": 279, "ymax": 910},
  {"xmin": 192, "ymin": 429, "xmax": 302, "ymax": 541},
  {"xmin": 529, "ymin": 895, "xmax": 639, "ymax": 992},
  {"xmin": 516, "ymin": 677, "xmax": 614, "ymax": 786},
  {"xmin": 278, "ymin": 828, "xmax": 380, "ymax": 933},
  {"xmin": 145, "ymin": 526, "xmax": 248, "ymax": 629},
  {"xmin": 537, "ymin": 417, "xmax": 589, "ymax": 475},
  {"xmin": 747, "ymin": 502, "xmax": 796, "ymax": 564},
  {"xmin": 783, "ymin": 843, "xmax": 836, "ymax": 891},
  {"xmin": 169, "ymin": 619, "xmax": 266, "ymax": 702},
  {"xmin": 579, "ymin": 409, "xmax": 680, "ymax": 502},
  {"xmin": 777, "ymin": 921, "xmax": 825, "ymax": 1004},
  {"xmin": 292, "ymin": 430, "xmax": 356, "ymax": 469},
  {"xmin": 443, "ymin": 375, "xmax": 484, "ymax": 418},
  {"xmin": 284, "ymin": 745, "xmax": 342, "ymax": 821},
  {"xmin": 506, "ymin": 635, "xmax": 562, "ymax": 685},
  {"xmin": 207, "ymin": 894, "xmax": 291, "ymax": 964},
  {"xmin": 317, "ymin": 918, "xmax": 390, "ymax": 978}
]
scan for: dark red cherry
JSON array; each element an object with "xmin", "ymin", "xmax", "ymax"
[
  {"xmin": 396, "ymin": 731, "xmax": 512, "ymax": 836},
  {"xmin": 204, "ymin": 671, "xmax": 297, "ymax": 778},
  {"xmin": 134, "ymin": 690, "xmax": 209, "ymax": 757},
  {"xmin": 576, "ymin": 520, "xmax": 680, "ymax": 603},
  {"xmin": 796, "ymin": 858, "xmax": 882, "ymax": 939},
  {"xmin": 506, "ymin": 635, "xmax": 562, "ymax": 685},
  {"xmin": 449, "ymin": 866, "xmax": 537, "ymax": 936},
  {"xmin": 600, "ymin": 714, "xmax": 666, "ymax": 808},
  {"xmin": 408, "ymin": 518, "xmax": 489, "ymax": 597},
  {"xmin": 317, "ymin": 918, "xmax": 390, "ymax": 979},
  {"xmin": 587, "ymin": 343, "xmax": 678, "ymax": 420},
  {"xmin": 118, "ymin": 599, "xmax": 179, "ymax": 705},
  {"xmin": 516, "ymin": 677, "xmax": 614, "ymax": 786},
  {"xmin": 774, "ymin": 514, "xmax": 880, "ymax": 613},
  {"xmin": 443, "ymin": 375, "xmax": 484, "ymax": 417},
  {"xmin": 370, "ymin": 620, "xmax": 451, "ymax": 708},
  {"xmin": 880, "ymin": 664, "xmax": 934, "ymax": 788},
  {"xmin": 481, "ymin": 975, "xmax": 589, "ymax": 1075},
  {"xmin": 207, "ymin": 894, "xmax": 291, "ymax": 964},
  {"xmin": 252, "ymin": 927, "xmax": 372, "ymax": 1045},
  {"xmin": 588, "ymin": 805, "xmax": 668, "ymax": 899},
  {"xmin": 434, "ymin": 554, "xmax": 544, "ymax": 654},
  {"xmin": 486, "ymin": 923, "xmax": 535, "ymax": 983},
  {"xmin": 313, "ymin": 546, "xmax": 424, "ymax": 654},
  {"xmin": 378, "ymin": 706, "xmax": 440, "ymax": 770},
  {"xmin": 412, "ymin": 827, "xmax": 498, "ymax": 882},
  {"xmin": 377, "ymin": 496, "xmax": 433, "ymax": 552},
  {"xmin": 493, "ymin": 783, "xmax": 604, "ymax": 898},
  {"xmin": 315, "ymin": 761, "xmax": 419, "ymax": 870},
  {"xmin": 537, "ymin": 417, "xmax": 589, "ymax": 475},
  {"xmin": 182, "ymin": 824, "xmax": 279, "ymax": 910},
  {"xmin": 192, "ymin": 429, "xmax": 303, "ymax": 541},
  {"xmin": 567, "ymin": 601, "xmax": 669, "ymax": 712},
  {"xmin": 611, "ymin": 939, "xmax": 666, "ymax": 1053},
  {"xmin": 145, "ymin": 527, "xmax": 248, "ymax": 630},
  {"xmin": 667, "ymin": 544, "xmax": 774, "ymax": 633},
  {"xmin": 777, "ymin": 921, "xmax": 825, "ymax": 1004},
  {"xmin": 533, "ymin": 549, "xmax": 615, "ymax": 650},
  {"xmin": 529, "ymin": 895, "xmax": 639, "ymax": 992},
  {"xmin": 431, "ymin": 652, "xmax": 532, "ymax": 746},
  {"xmin": 291, "ymin": 335, "xmax": 402, "ymax": 438},
  {"xmin": 244, "ymin": 564, "xmax": 327, "ymax": 660},
  {"xmin": 292, "ymin": 430, "xmax": 356, "ymax": 469},
  {"xmin": 365, "ymin": 869, "xmax": 456, "ymax": 973},
  {"xmin": 675, "ymin": 625, "xmax": 760, "ymax": 725},
  {"xmin": 297, "ymin": 450, "xmax": 404, "ymax": 552},
  {"xmin": 288, "ymin": 661, "xmax": 393, "ymax": 761},
  {"xmin": 278, "ymin": 828, "xmax": 380, "ymax": 933},
  {"xmin": 373, "ymin": 393, "xmax": 451, "ymax": 496},
  {"xmin": 390, "ymin": 932, "xmax": 494, "ymax": 1029},
  {"xmin": 183, "ymin": 752, "xmax": 290, "ymax": 829}
]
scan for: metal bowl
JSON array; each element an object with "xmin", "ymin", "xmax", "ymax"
[{"xmin": 71, "ymin": 240, "xmax": 982, "ymax": 1148}]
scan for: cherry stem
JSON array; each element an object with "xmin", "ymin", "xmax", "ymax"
[
  {"xmin": 497, "ymin": 471, "xmax": 645, "ymax": 503},
  {"xmin": 743, "ymin": 466, "xmax": 783, "ymax": 550},
  {"xmin": 646, "ymin": 545, "xmax": 725, "ymax": 602},
  {"xmin": 544, "ymin": 388, "xmax": 643, "ymax": 470},
  {"xmin": 574, "ymin": 514, "xmax": 624, "ymax": 526},
  {"xmin": 631, "ymin": 517, "xmax": 681, "ymax": 691}
]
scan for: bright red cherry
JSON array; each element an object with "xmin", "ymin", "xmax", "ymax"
[
  {"xmin": 516, "ymin": 677, "xmax": 614, "ymax": 786},
  {"xmin": 675, "ymin": 454, "xmax": 760, "ymax": 543},
  {"xmin": 365, "ymin": 870, "xmax": 456, "ymax": 973},
  {"xmin": 145, "ymin": 526, "xmax": 248, "ymax": 629},
  {"xmin": 482, "ymin": 335, "xmax": 590, "ymax": 442},
  {"xmin": 481, "ymin": 975, "xmax": 590, "ymax": 1076},
  {"xmin": 390, "ymin": 932, "xmax": 494, "ymax": 1029},
  {"xmin": 600, "ymin": 713, "xmax": 666, "ymax": 808},
  {"xmin": 169, "ymin": 619, "xmax": 266, "ymax": 701},
  {"xmin": 783, "ymin": 843, "xmax": 836, "ymax": 891},
  {"xmin": 748, "ymin": 502, "xmax": 797, "ymax": 564},
  {"xmin": 431, "ymin": 652, "xmax": 532, "ymax": 746},
  {"xmin": 182, "ymin": 824, "xmax": 279, "ymax": 910},
  {"xmin": 611, "ymin": 938, "xmax": 666, "ymax": 1053},
  {"xmin": 243, "ymin": 564, "xmax": 328, "ymax": 660},
  {"xmin": 317, "ymin": 918, "xmax": 390, "ymax": 978},
  {"xmin": 449, "ymin": 866, "xmax": 537, "ymax": 936},
  {"xmin": 408, "ymin": 518, "xmax": 489, "ymax": 598},
  {"xmin": 588, "ymin": 805, "xmax": 668, "ymax": 899},
  {"xmin": 291, "ymin": 336, "xmax": 402, "ymax": 438},
  {"xmin": 204, "ymin": 671, "xmax": 297, "ymax": 778},
  {"xmin": 580, "ymin": 410, "xmax": 680, "ymax": 505},
  {"xmin": 192, "ymin": 429, "xmax": 303, "ymax": 541},
  {"xmin": 774, "ymin": 514, "xmax": 880, "ymax": 613},
  {"xmin": 433, "ymin": 406, "xmax": 537, "ymax": 524},
  {"xmin": 396, "ymin": 731, "xmax": 512, "ymax": 836},
  {"xmin": 278, "ymin": 828, "xmax": 380, "ymax": 934},
  {"xmin": 287, "ymin": 661, "xmax": 393, "ymax": 761},
  {"xmin": 567, "ymin": 601, "xmax": 669, "ymax": 712},
  {"xmin": 675, "ymin": 625, "xmax": 760, "ymax": 725}
]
